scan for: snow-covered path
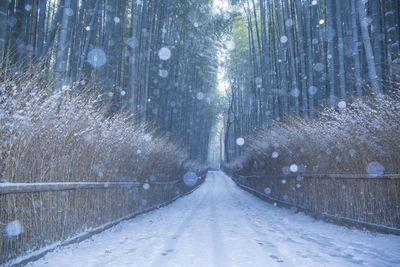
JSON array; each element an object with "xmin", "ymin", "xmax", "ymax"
[{"xmin": 29, "ymin": 171, "xmax": 400, "ymax": 267}]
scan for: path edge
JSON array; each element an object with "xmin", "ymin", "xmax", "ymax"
[
  {"xmin": 223, "ymin": 170, "xmax": 400, "ymax": 236},
  {"xmin": 7, "ymin": 172, "xmax": 207, "ymax": 267}
]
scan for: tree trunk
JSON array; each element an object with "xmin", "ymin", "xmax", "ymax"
[
  {"xmin": 370, "ymin": 0, "xmax": 383, "ymax": 87},
  {"xmin": 357, "ymin": 0, "xmax": 381, "ymax": 94},
  {"xmin": 351, "ymin": 0, "xmax": 362, "ymax": 97},
  {"xmin": 35, "ymin": 0, "xmax": 46, "ymax": 58},
  {"xmin": 326, "ymin": 0, "xmax": 336, "ymax": 107},
  {"xmin": 335, "ymin": 0, "xmax": 346, "ymax": 100},
  {"xmin": 0, "ymin": 0, "xmax": 9, "ymax": 62}
]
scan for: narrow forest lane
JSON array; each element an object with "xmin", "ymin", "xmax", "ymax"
[{"xmin": 29, "ymin": 171, "xmax": 400, "ymax": 267}]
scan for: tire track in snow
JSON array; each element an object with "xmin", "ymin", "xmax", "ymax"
[
  {"xmin": 221, "ymin": 171, "xmax": 398, "ymax": 266},
  {"xmin": 220, "ymin": 172, "xmax": 294, "ymax": 266},
  {"xmin": 150, "ymin": 174, "xmax": 215, "ymax": 267},
  {"xmin": 209, "ymin": 172, "xmax": 229, "ymax": 267}
]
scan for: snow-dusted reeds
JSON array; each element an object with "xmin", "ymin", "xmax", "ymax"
[
  {"xmin": 226, "ymin": 93, "xmax": 400, "ymax": 177},
  {"xmin": 0, "ymin": 69, "xmax": 198, "ymax": 183},
  {"xmin": 0, "ymin": 68, "xmax": 206, "ymax": 264},
  {"xmin": 222, "ymin": 93, "xmax": 400, "ymax": 232}
]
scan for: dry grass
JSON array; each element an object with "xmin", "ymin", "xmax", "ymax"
[
  {"xmin": 222, "ymin": 91, "xmax": 400, "ymax": 232},
  {"xmin": 0, "ymin": 67, "xmax": 208, "ymax": 264},
  {"xmin": 225, "ymin": 92, "xmax": 400, "ymax": 177},
  {"xmin": 0, "ymin": 68, "xmax": 203, "ymax": 184}
]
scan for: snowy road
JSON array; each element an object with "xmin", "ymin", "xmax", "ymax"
[{"xmin": 29, "ymin": 171, "xmax": 400, "ymax": 267}]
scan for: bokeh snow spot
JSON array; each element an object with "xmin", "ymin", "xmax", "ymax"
[
  {"xmin": 183, "ymin": 171, "xmax": 198, "ymax": 186},
  {"xmin": 314, "ymin": 63, "xmax": 324, "ymax": 72},
  {"xmin": 338, "ymin": 101, "xmax": 347, "ymax": 109},
  {"xmin": 196, "ymin": 92, "xmax": 205, "ymax": 100},
  {"xmin": 143, "ymin": 183, "xmax": 150, "ymax": 190},
  {"xmin": 87, "ymin": 48, "xmax": 106, "ymax": 68},
  {"xmin": 264, "ymin": 187, "xmax": 271, "ymax": 194},
  {"xmin": 4, "ymin": 220, "xmax": 23, "ymax": 237},
  {"xmin": 158, "ymin": 47, "xmax": 171, "ymax": 61},
  {"xmin": 366, "ymin": 162, "xmax": 385, "ymax": 176},
  {"xmin": 290, "ymin": 164, "xmax": 298, "ymax": 172},
  {"xmin": 236, "ymin": 137, "xmax": 245, "ymax": 146},
  {"xmin": 308, "ymin": 86, "xmax": 318, "ymax": 95}
]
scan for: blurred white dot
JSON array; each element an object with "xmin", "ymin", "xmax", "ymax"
[
  {"xmin": 87, "ymin": 48, "xmax": 106, "ymax": 68},
  {"xmin": 114, "ymin": 17, "xmax": 120, "ymax": 23},
  {"xmin": 319, "ymin": 19, "xmax": 325, "ymax": 25},
  {"xmin": 290, "ymin": 88, "xmax": 300, "ymax": 97},
  {"xmin": 236, "ymin": 137, "xmax": 245, "ymax": 146},
  {"xmin": 286, "ymin": 19, "xmax": 294, "ymax": 27},
  {"xmin": 158, "ymin": 47, "xmax": 171, "ymax": 60},
  {"xmin": 280, "ymin": 36, "xmax": 288, "ymax": 43},
  {"xmin": 314, "ymin": 63, "xmax": 324, "ymax": 72},
  {"xmin": 183, "ymin": 171, "xmax": 198, "ymax": 186},
  {"xmin": 65, "ymin": 8, "xmax": 74, "ymax": 16},
  {"xmin": 24, "ymin": 4, "xmax": 32, "ymax": 11},
  {"xmin": 196, "ymin": 92, "xmax": 205, "ymax": 100},
  {"xmin": 159, "ymin": 69, "xmax": 168, "ymax": 78},
  {"xmin": 264, "ymin": 187, "xmax": 271, "ymax": 194},
  {"xmin": 338, "ymin": 101, "xmax": 346, "ymax": 109},
  {"xmin": 4, "ymin": 220, "xmax": 23, "ymax": 237},
  {"xmin": 143, "ymin": 183, "xmax": 150, "ymax": 190},
  {"xmin": 290, "ymin": 164, "xmax": 298, "ymax": 172},
  {"xmin": 308, "ymin": 86, "xmax": 318, "ymax": 95},
  {"xmin": 281, "ymin": 179, "xmax": 287, "ymax": 184},
  {"xmin": 367, "ymin": 162, "xmax": 385, "ymax": 176}
]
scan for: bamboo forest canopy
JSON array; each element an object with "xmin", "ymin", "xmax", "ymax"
[
  {"xmin": 0, "ymin": 0, "xmax": 232, "ymax": 162},
  {"xmin": 223, "ymin": 0, "xmax": 400, "ymax": 161}
]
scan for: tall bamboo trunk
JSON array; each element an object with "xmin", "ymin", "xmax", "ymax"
[
  {"xmin": 274, "ymin": 0, "xmax": 288, "ymax": 119},
  {"xmin": 54, "ymin": 0, "xmax": 73, "ymax": 85},
  {"xmin": 305, "ymin": 0, "xmax": 314, "ymax": 117},
  {"xmin": 351, "ymin": 0, "xmax": 362, "ymax": 97},
  {"xmin": 357, "ymin": 0, "xmax": 381, "ymax": 94},
  {"xmin": 335, "ymin": 0, "xmax": 346, "ymax": 100},
  {"xmin": 370, "ymin": 0, "xmax": 383, "ymax": 86},
  {"xmin": 326, "ymin": 0, "xmax": 336, "ymax": 107},
  {"xmin": 0, "ymin": 0, "xmax": 9, "ymax": 62},
  {"xmin": 295, "ymin": 0, "xmax": 308, "ymax": 117},
  {"xmin": 282, "ymin": 0, "xmax": 299, "ymax": 116}
]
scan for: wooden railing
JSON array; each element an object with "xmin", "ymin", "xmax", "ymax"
[
  {"xmin": 1, "ymin": 173, "xmax": 207, "ymax": 265},
  {"xmin": 222, "ymin": 166, "xmax": 400, "ymax": 235}
]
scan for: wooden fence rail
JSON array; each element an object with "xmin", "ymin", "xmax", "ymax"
[
  {"xmin": 1, "ymin": 173, "xmax": 206, "ymax": 265},
  {"xmin": 222, "ymin": 166, "xmax": 400, "ymax": 236}
]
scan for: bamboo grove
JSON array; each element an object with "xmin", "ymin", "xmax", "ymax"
[
  {"xmin": 224, "ymin": 0, "xmax": 400, "ymax": 160},
  {"xmin": 0, "ymin": 0, "xmax": 230, "ymax": 162}
]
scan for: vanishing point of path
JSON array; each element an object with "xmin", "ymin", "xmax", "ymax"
[{"xmin": 28, "ymin": 171, "xmax": 400, "ymax": 267}]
